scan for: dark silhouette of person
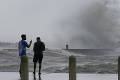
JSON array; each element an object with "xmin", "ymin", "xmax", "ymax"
[
  {"xmin": 18, "ymin": 34, "xmax": 32, "ymax": 73},
  {"xmin": 33, "ymin": 37, "xmax": 45, "ymax": 75}
]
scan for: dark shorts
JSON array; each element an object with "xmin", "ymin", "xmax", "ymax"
[{"xmin": 33, "ymin": 55, "xmax": 43, "ymax": 63}]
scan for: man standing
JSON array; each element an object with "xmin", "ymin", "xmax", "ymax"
[
  {"xmin": 18, "ymin": 34, "xmax": 32, "ymax": 73},
  {"xmin": 33, "ymin": 37, "xmax": 45, "ymax": 75}
]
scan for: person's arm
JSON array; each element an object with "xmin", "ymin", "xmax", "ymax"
[
  {"xmin": 42, "ymin": 42, "xmax": 45, "ymax": 51},
  {"xmin": 33, "ymin": 43, "xmax": 35, "ymax": 51},
  {"xmin": 27, "ymin": 40, "xmax": 32, "ymax": 48}
]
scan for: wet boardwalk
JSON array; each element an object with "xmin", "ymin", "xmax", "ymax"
[{"xmin": 0, "ymin": 72, "xmax": 117, "ymax": 80}]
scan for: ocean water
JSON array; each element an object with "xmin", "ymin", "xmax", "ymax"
[{"xmin": 0, "ymin": 47, "xmax": 119, "ymax": 74}]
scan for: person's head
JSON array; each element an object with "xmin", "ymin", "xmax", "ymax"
[
  {"xmin": 21, "ymin": 34, "xmax": 26, "ymax": 40},
  {"xmin": 36, "ymin": 37, "xmax": 41, "ymax": 42}
]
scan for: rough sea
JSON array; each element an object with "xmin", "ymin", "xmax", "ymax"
[{"xmin": 0, "ymin": 46, "xmax": 119, "ymax": 74}]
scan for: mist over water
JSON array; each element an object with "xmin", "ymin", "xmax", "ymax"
[
  {"xmin": 53, "ymin": 0, "xmax": 120, "ymax": 49},
  {"xmin": 0, "ymin": 0, "xmax": 119, "ymax": 49}
]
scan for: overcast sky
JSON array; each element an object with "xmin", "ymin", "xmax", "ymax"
[{"xmin": 0, "ymin": 0, "xmax": 120, "ymax": 49}]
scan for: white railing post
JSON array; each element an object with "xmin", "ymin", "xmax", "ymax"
[
  {"xmin": 69, "ymin": 55, "xmax": 76, "ymax": 80},
  {"xmin": 118, "ymin": 56, "xmax": 120, "ymax": 80},
  {"xmin": 21, "ymin": 55, "xmax": 29, "ymax": 80}
]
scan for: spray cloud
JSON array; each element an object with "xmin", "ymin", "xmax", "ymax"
[{"xmin": 53, "ymin": 0, "xmax": 120, "ymax": 49}]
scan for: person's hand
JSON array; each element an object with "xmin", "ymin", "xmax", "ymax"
[{"xmin": 30, "ymin": 40, "xmax": 32, "ymax": 44}]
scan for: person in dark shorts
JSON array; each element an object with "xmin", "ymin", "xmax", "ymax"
[{"xmin": 33, "ymin": 37, "xmax": 45, "ymax": 75}]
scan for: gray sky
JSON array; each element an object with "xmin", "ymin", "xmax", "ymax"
[{"xmin": 0, "ymin": 0, "xmax": 120, "ymax": 49}]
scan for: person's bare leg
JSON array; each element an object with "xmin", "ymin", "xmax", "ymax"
[
  {"xmin": 19, "ymin": 57, "xmax": 21, "ymax": 74},
  {"xmin": 39, "ymin": 75, "xmax": 41, "ymax": 80},
  {"xmin": 39, "ymin": 63, "xmax": 41, "ymax": 74},
  {"xmin": 19, "ymin": 63, "xmax": 21, "ymax": 74},
  {"xmin": 33, "ymin": 62, "xmax": 37, "ymax": 75}
]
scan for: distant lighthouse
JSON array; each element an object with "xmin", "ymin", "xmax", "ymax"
[{"xmin": 66, "ymin": 45, "xmax": 68, "ymax": 49}]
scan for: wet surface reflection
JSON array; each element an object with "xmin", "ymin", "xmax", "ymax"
[{"xmin": 33, "ymin": 75, "xmax": 41, "ymax": 80}]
